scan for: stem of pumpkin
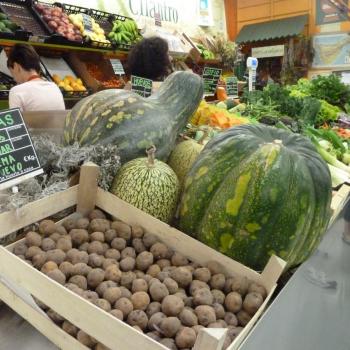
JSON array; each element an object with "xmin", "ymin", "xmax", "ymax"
[{"xmin": 146, "ymin": 145, "xmax": 157, "ymax": 167}]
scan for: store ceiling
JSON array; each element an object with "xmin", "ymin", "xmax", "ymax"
[{"xmin": 236, "ymin": 14, "xmax": 308, "ymax": 44}]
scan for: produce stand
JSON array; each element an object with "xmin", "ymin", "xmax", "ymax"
[
  {"xmin": 238, "ymin": 189, "xmax": 350, "ymax": 350},
  {"xmin": 0, "ymin": 163, "xmax": 286, "ymax": 350}
]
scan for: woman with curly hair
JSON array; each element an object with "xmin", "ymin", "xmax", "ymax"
[{"xmin": 125, "ymin": 36, "xmax": 173, "ymax": 91}]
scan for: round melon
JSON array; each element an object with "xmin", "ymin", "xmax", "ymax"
[
  {"xmin": 179, "ymin": 124, "xmax": 332, "ymax": 270},
  {"xmin": 111, "ymin": 147, "xmax": 179, "ymax": 223}
]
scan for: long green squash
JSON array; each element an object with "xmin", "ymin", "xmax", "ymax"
[
  {"xmin": 179, "ymin": 124, "xmax": 332, "ymax": 270},
  {"xmin": 63, "ymin": 71, "xmax": 203, "ymax": 163}
]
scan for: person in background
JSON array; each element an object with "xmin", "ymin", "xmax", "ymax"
[
  {"xmin": 125, "ymin": 36, "xmax": 173, "ymax": 92},
  {"xmin": 7, "ymin": 44, "xmax": 65, "ymax": 111}
]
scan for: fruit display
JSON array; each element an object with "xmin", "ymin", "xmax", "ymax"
[
  {"xmin": 0, "ymin": 12, "xmax": 19, "ymax": 34},
  {"xmin": 111, "ymin": 146, "xmax": 179, "ymax": 223},
  {"xmin": 12, "ymin": 208, "xmax": 268, "ymax": 349},
  {"xmin": 86, "ymin": 63, "xmax": 125, "ymax": 89},
  {"xmin": 197, "ymin": 44, "xmax": 215, "ymax": 60},
  {"xmin": 63, "ymin": 71, "xmax": 204, "ymax": 163},
  {"xmin": 33, "ymin": 3, "xmax": 82, "ymax": 42},
  {"xmin": 68, "ymin": 13, "xmax": 110, "ymax": 45},
  {"xmin": 179, "ymin": 124, "xmax": 332, "ymax": 270},
  {"xmin": 108, "ymin": 18, "xmax": 142, "ymax": 46},
  {"xmin": 52, "ymin": 74, "xmax": 87, "ymax": 93}
]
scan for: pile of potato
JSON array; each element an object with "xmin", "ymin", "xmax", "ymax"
[{"xmin": 12, "ymin": 209, "xmax": 267, "ymax": 350}]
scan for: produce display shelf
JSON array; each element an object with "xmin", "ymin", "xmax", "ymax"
[{"xmin": 0, "ymin": 163, "xmax": 285, "ymax": 350}]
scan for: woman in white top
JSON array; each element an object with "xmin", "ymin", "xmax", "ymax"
[{"xmin": 7, "ymin": 44, "xmax": 65, "ymax": 112}]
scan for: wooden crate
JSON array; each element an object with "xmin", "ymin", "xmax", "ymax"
[{"xmin": 0, "ymin": 163, "xmax": 286, "ymax": 350}]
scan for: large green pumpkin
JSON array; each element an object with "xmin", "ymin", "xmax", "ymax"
[
  {"xmin": 63, "ymin": 71, "xmax": 203, "ymax": 163},
  {"xmin": 179, "ymin": 124, "xmax": 332, "ymax": 270},
  {"xmin": 111, "ymin": 146, "xmax": 179, "ymax": 223}
]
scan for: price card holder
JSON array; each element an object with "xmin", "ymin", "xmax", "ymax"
[
  {"xmin": 110, "ymin": 59, "xmax": 125, "ymax": 75},
  {"xmin": 0, "ymin": 108, "xmax": 42, "ymax": 191},
  {"xmin": 82, "ymin": 14, "xmax": 94, "ymax": 35},
  {"xmin": 226, "ymin": 77, "xmax": 239, "ymax": 98},
  {"xmin": 202, "ymin": 67, "xmax": 222, "ymax": 97},
  {"xmin": 131, "ymin": 75, "xmax": 153, "ymax": 98}
]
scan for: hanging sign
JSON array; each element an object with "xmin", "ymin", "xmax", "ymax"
[
  {"xmin": 131, "ymin": 75, "xmax": 153, "ymax": 97},
  {"xmin": 0, "ymin": 108, "xmax": 42, "ymax": 191},
  {"xmin": 110, "ymin": 59, "xmax": 125, "ymax": 75},
  {"xmin": 226, "ymin": 76, "xmax": 238, "ymax": 98},
  {"xmin": 202, "ymin": 67, "xmax": 222, "ymax": 96}
]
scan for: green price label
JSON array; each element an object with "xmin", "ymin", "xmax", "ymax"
[
  {"xmin": 131, "ymin": 75, "xmax": 153, "ymax": 97},
  {"xmin": 202, "ymin": 67, "xmax": 222, "ymax": 96}
]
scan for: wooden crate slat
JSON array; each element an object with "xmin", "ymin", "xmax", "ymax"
[
  {"xmin": 0, "ymin": 248, "xmax": 167, "ymax": 350},
  {"xmin": 0, "ymin": 186, "xmax": 79, "ymax": 239},
  {"xmin": 193, "ymin": 328, "xmax": 227, "ymax": 350}
]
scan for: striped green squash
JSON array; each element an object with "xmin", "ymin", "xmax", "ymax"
[
  {"xmin": 63, "ymin": 71, "xmax": 203, "ymax": 163},
  {"xmin": 179, "ymin": 124, "xmax": 332, "ymax": 270},
  {"xmin": 111, "ymin": 146, "xmax": 179, "ymax": 223}
]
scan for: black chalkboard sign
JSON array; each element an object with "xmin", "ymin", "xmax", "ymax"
[
  {"xmin": 131, "ymin": 75, "xmax": 153, "ymax": 97},
  {"xmin": 226, "ymin": 76, "xmax": 238, "ymax": 98},
  {"xmin": 202, "ymin": 67, "xmax": 222, "ymax": 96},
  {"xmin": 110, "ymin": 59, "xmax": 125, "ymax": 75},
  {"xmin": 0, "ymin": 109, "xmax": 42, "ymax": 190}
]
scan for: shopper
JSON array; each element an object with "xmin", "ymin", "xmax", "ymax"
[
  {"xmin": 125, "ymin": 36, "xmax": 173, "ymax": 92},
  {"xmin": 7, "ymin": 44, "xmax": 65, "ymax": 112}
]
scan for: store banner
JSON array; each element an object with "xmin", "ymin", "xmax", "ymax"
[
  {"xmin": 252, "ymin": 45, "xmax": 285, "ymax": 58},
  {"xmin": 313, "ymin": 33, "xmax": 350, "ymax": 68}
]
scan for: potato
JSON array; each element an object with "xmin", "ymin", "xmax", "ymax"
[
  {"xmin": 175, "ymin": 327, "xmax": 196, "ymax": 349},
  {"xmin": 131, "ymin": 291, "xmax": 150, "ymax": 310},
  {"xmin": 77, "ymin": 330, "xmax": 97, "ymax": 347},
  {"xmin": 25, "ymin": 231, "xmax": 42, "ymax": 247},
  {"xmin": 88, "ymin": 209, "xmax": 106, "ymax": 220},
  {"xmin": 193, "ymin": 288, "xmax": 213, "ymax": 306},
  {"xmin": 127, "ymin": 310, "xmax": 148, "ymax": 330},
  {"xmin": 224, "ymin": 312, "xmax": 238, "ymax": 326},
  {"xmin": 160, "ymin": 317, "xmax": 181, "ymax": 337},
  {"xmin": 63, "ymin": 218, "xmax": 77, "ymax": 232},
  {"xmin": 225, "ymin": 292, "xmax": 242, "ymax": 313},
  {"xmin": 110, "ymin": 309, "xmax": 123, "ymax": 320},
  {"xmin": 94, "ymin": 298, "xmax": 112, "ymax": 312},
  {"xmin": 72, "ymin": 263, "xmax": 92, "ymax": 277},
  {"xmin": 13, "ymin": 243, "xmax": 28, "ymax": 256},
  {"xmin": 55, "ymin": 226, "xmax": 67, "ymax": 235},
  {"xmin": 210, "ymin": 273, "xmax": 226, "ymax": 290},
  {"xmin": 132, "ymin": 279, "xmax": 148, "ymax": 293},
  {"xmin": 91, "ymin": 231, "xmax": 105, "ymax": 243},
  {"xmin": 115, "ymin": 297, "xmax": 133, "ymax": 317},
  {"xmin": 148, "ymin": 311, "xmax": 166, "ymax": 330},
  {"xmin": 147, "ymin": 264, "xmax": 161, "ymax": 278},
  {"xmin": 170, "ymin": 267, "xmax": 193, "ymax": 288},
  {"xmin": 79, "ymin": 242, "xmax": 90, "ymax": 252},
  {"xmin": 66, "ymin": 249, "xmax": 88, "ymax": 265},
  {"xmin": 111, "ymin": 237, "xmax": 126, "ymax": 251},
  {"xmin": 87, "ymin": 268, "xmax": 105, "ymax": 288},
  {"xmin": 217, "ymin": 319, "xmax": 228, "ymax": 327},
  {"xmin": 160, "ymin": 338, "xmax": 177, "ymax": 350},
  {"xmin": 227, "ymin": 326, "xmax": 243, "ymax": 339},
  {"xmin": 195, "ymin": 305, "xmax": 216, "ymax": 326},
  {"xmin": 41, "ymin": 261, "xmax": 58, "ymax": 274},
  {"xmin": 230, "ymin": 275, "xmax": 249, "ymax": 296},
  {"xmin": 179, "ymin": 308, "xmax": 198, "ymax": 327},
  {"xmin": 222, "ymin": 335, "xmax": 232, "ymax": 350},
  {"xmin": 171, "ymin": 252, "xmax": 189, "ymax": 266},
  {"xmin": 70, "ymin": 229, "xmax": 89, "ymax": 246},
  {"xmin": 120, "ymin": 257, "xmax": 136, "ymax": 272},
  {"xmin": 25, "ymin": 246, "xmax": 42, "ymax": 259},
  {"xmin": 157, "ymin": 271, "xmax": 170, "ymax": 282},
  {"xmin": 237, "ymin": 310, "xmax": 251, "ymax": 326},
  {"xmin": 47, "ymin": 309, "xmax": 64, "ymax": 323},
  {"xmin": 148, "ymin": 281, "xmax": 168, "ymax": 301},
  {"xmin": 132, "ymin": 238, "xmax": 146, "ymax": 254},
  {"xmin": 103, "ymin": 287, "xmax": 122, "ymax": 304},
  {"xmin": 134, "ymin": 270, "xmax": 145, "ymax": 279},
  {"xmin": 105, "ymin": 229, "xmax": 117, "ymax": 243},
  {"xmin": 142, "ymin": 274, "xmax": 153, "ymax": 284},
  {"xmin": 105, "ymin": 265, "xmax": 122, "ymax": 283},
  {"xmin": 163, "ymin": 277, "xmax": 178, "ymax": 294},
  {"xmin": 46, "ymin": 249, "xmax": 66, "ymax": 265},
  {"xmin": 184, "ymin": 296, "xmax": 194, "ymax": 308},
  {"xmin": 59, "ymin": 261, "xmax": 74, "ymax": 277},
  {"xmin": 213, "ymin": 303, "xmax": 225, "ymax": 319},
  {"xmin": 96, "ymin": 280, "xmax": 117, "ymax": 297},
  {"xmin": 69, "ymin": 275, "xmax": 87, "ymax": 290},
  {"xmin": 189, "ymin": 281, "xmax": 210, "ymax": 297},
  {"xmin": 111, "ymin": 221, "xmax": 131, "ymax": 240},
  {"xmin": 157, "ymin": 259, "xmax": 171, "ymax": 269},
  {"xmin": 65, "ymin": 283, "xmax": 84, "ymax": 296},
  {"xmin": 248, "ymin": 282, "xmax": 267, "ymax": 299},
  {"xmin": 150, "ymin": 243, "xmax": 170, "ymax": 260},
  {"xmin": 49, "ymin": 233, "xmax": 61, "ymax": 243},
  {"xmin": 39, "ymin": 220, "xmax": 57, "ymax": 236},
  {"xmin": 131, "ymin": 225, "xmax": 144, "ymax": 239},
  {"xmin": 87, "ymin": 241, "xmax": 104, "ymax": 255},
  {"xmin": 82, "ymin": 290, "xmax": 99, "ymax": 302},
  {"xmin": 120, "ymin": 247, "xmax": 135, "ymax": 259},
  {"xmin": 146, "ymin": 302, "xmax": 161, "ymax": 318},
  {"xmin": 146, "ymin": 331, "xmax": 161, "ymax": 341},
  {"xmin": 76, "ymin": 217, "xmax": 90, "ymax": 229},
  {"xmin": 206, "ymin": 261, "xmax": 224, "ymax": 275},
  {"xmin": 162, "ymin": 295, "xmax": 184, "ymax": 316},
  {"xmin": 135, "ymin": 251, "xmax": 154, "ymax": 271},
  {"xmin": 105, "ymin": 249, "xmax": 120, "ymax": 261},
  {"xmin": 243, "ymin": 292, "xmax": 264, "ymax": 315},
  {"xmin": 40, "ymin": 237, "xmax": 56, "ymax": 251},
  {"xmin": 90, "ymin": 219, "xmax": 110, "ymax": 233},
  {"xmin": 142, "ymin": 233, "xmax": 158, "ymax": 248},
  {"xmin": 193, "ymin": 268, "xmax": 211, "ymax": 283},
  {"xmin": 56, "ymin": 237, "xmax": 72, "ymax": 252},
  {"xmin": 89, "ymin": 253, "xmax": 104, "ymax": 268},
  {"xmin": 62, "ymin": 320, "xmax": 78, "ymax": 337},
  {"xmin": 211, "ymin": 289, "xmax": 225, "ymax": 305},
  {"xmin": 32, "ymin": 252, "xmax": 47, "ymax": 269},
  {"xmin": 46, "ymin": 269, "xmax": 66, "ymax": 284}
]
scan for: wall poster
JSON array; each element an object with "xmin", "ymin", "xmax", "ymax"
[{"xmin": 316, "ymin": 0, "xmax": 350, "ymax": 25}]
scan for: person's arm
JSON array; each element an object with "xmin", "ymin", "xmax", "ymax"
[{"xmin": 9, "ymin": 88, "xmax": 24, "ymax": 111}]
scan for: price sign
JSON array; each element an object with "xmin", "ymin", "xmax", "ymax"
[
  {"xmin": 82, "ymin": 14, "xmax": 94, "ymax": 34},
  {"xmin": 154, "ymin": 12, "xmax": 162, "ymax": 26},
  {"xmin": 110, "ymin": 59, "xmax": 125, "ymax": 75},
  {"xmin": 202, "ymin": 67, "xmax": 222, "ymax": 96},
  {"xmin": 131, "ymin": 75, "xmax": 153, "ymax": 98},
  {"xmin": 0, "ymin": 109, "xmax": 42, "ymax": 191},
  {"xmin": 226, "ymin": 77, "xmax": 238, "ymax": 98}
]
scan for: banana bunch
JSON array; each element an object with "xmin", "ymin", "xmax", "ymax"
[
  {"xmin": 108, "ymin": 18, "xmax": 142, "ymax": 45},
  {"xmin": 197, "ymin": 44, "xmax": 215, "ymax": 60}
]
